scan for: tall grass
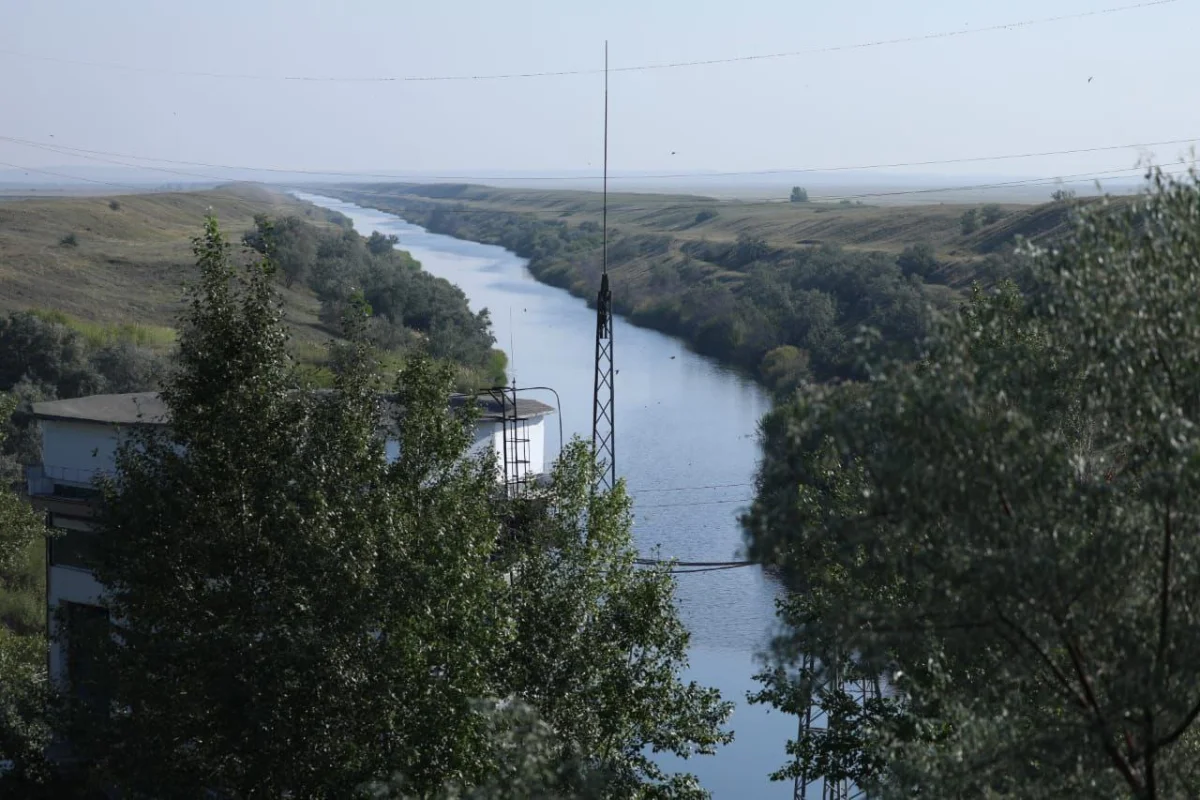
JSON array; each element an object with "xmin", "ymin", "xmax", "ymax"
[
  {"xmin": 27, "ymin": 308, "xmax": 177, "ymax": 352},
  {"xmin": 0, "ymin": 535, "xmax": 45, "ymax": 638}
]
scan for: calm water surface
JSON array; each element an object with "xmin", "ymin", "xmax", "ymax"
[{"xmin": 295, "ymin": 193, "xmax": 795, "ymax": 799}]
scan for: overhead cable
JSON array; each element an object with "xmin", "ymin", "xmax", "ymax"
[
  {"xmin": 3, "ymin": 132, "xmax": 1197, "ymax": 183},
  {"xmin": 0, "ymin": 1, "xmax": 1175, "ymax": 83}
]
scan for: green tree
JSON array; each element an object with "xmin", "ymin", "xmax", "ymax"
[
  {"xmin": 759, "ymin": 345, "xmax": 811, "ymax": 395},
  {"xmin": 895, "ymin": 242, "xmax": 938, "ymax": 279},
  {"xmin": 66, "ymin": 215, "xmax": 729, "ymax": 798},
  {"xmin": 959, "ymin": 207, "xmax": 981, "ymax": 235},
  {"xmin": 361, "ymin": 699, "xmax": 614, "ymax": 799},
  {"xmin": 980, "ymin": 203, "xmax": 1005, "ymax": 224},
  {"xmin": 0, "ymin": 394, "xmax": 53, "ymax": 791},
  {"xmin": 744, "ymin": 170, "xmax": 1200, "ymax": 796},
  {"xmin": 497, "ymin": 442, "xmax": 733, "ymax": 798},
  {"xmin": 790, "ymin": 187, "xmax": 810, "ymax": 203},
  {"xmin": 243, "ymin": 214, "xmax": 318, "ymax": 288},
  {"xmin": 366, "ymin": 231, "xmax": 400, "ymax": 255},
  {"xmin": 0, "ymin": 312, "xmax": 102, "ymax": 398}
]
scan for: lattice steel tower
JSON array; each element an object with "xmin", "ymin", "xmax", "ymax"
[
  {"xmin": 793, "ymin": 652, "xmax": 884, "ymax": 800},
  {"xmin": 591, "ymin": 41, "xmax": 616, "ymax": 492}
]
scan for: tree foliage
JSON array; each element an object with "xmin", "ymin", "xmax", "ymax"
[
  {"xmin": 744, "ymin": 170, "xmax": 1200, "ymax": 797},
  {"xmin": 0, "ymin": 395, "xmax": 53, "ymax": 791},
  {"xmin": 364, "ymin": 195, "xmax": 984, "ymax": 396},
  {"xmin": 61, "ymin": 215, "xmax": 730, "ymax": 798},
  {"xmin": 248, "ymin": 214, "xmax": 498, "ymax": 376},
  {"xmin": 960, "ymin": 207, "xmax": 981, "ymax": 234},
  {"xmin": 790, "ymin": 187, "xmax": 809, "ymax": 203}
]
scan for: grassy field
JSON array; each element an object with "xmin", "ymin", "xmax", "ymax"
[
  {"xmin": 327, "ymin": 182, "xmax": 1098, "ymax": 268},
  {"xmin": 0, "ymin": 183, "xmax": 337, "ymax": 352}
]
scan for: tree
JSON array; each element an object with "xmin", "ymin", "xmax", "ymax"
[
  {"xmin": 759, "ymin": 345, "xmax": 811, "ymax": 395},
  {"xmin": 895, "ymin": 243, "xmax": 938, "ymax": 279},
  {"xmin": 67, "ymin": 215, "xmax": 729, "ymax": 797},
  {"xmin": 0, "ymin": 395, "xmax": 54, "ymax": 791},
  {"xmin": 744, "ymin": 170, "xmax": 1200, "ymax": 796},
  {"xmin": 68, "ymin": 216, "xmax": 424, "ymax": 794},
  {"xmin": 1052, "ymin": 187, "xmax": 1078, "ymax": 203},
  {"xmin": 981, "ymin": 203, "xmax": 1005, "ymax": 224},
  {"xmin": 107, "ymin": 200, "xmax": 121, "ymax": 212},
  {"xmin": 497, "ymin": 442, "xmax": 734, "ymax": 798},
  {"xmin": 366, "ymin": 231, "xmax": 400, "ymax": 256},
  {"xmin": 361, "ymin": 699, "xmax": 614, "ymax": 799},
  {"xmin": 0, "ymin": 312, "xmax": 102, "ymax": 398},
  {"xmin": 959, "ymin": 207, "xmax": 981, "ymax": 235},
  {"xmin": 87, "ymin": 342, "xmax": 166, "ymax": 394},
  {"xmin": 790, "ymin": 187, "xmax": 810, "ymax": 203},
  {"xmin": 244, "ymin": 214, "xmax": 317, "ymax": 288}
]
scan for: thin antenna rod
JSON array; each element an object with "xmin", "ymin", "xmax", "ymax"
[
  {"xmin": 509, "ymin": 306, "xmax": 515, "ymax": 385},
  {"xmin": 602, "ymin": 41, "xmax": 609, "ymax": 278}
]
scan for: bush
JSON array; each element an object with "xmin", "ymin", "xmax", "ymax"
[
  {"xmin": 980, "ymin": 203, "xmax": 1004, "ymax": 224},
  {"xmin": 694, "ymin": 209, "xmax": 718, "ymax": 225},
  {"xmin": 790, "ymin": 186, "xmax": 810, "ymax": 203},
  {"xmin": 960, "ymin": 208, "xmax": 981, "ymax": 235},
  {"xmin": 1052, "ymin": 188, "xmax": 1077, "ymax": 202},
  {"xmin": 896, "ymin": 242, "xmax": 939, "ymax": 278},
  {"xmin": 760, "ymin": 345, "xmax": 811, "ymax": 395},
  {"xmin": 59, "ymin": 233, "xmax": 78, "ymax": 247},
  {"xmin": 108, "ymin": 200, "xmax": 121, "ymax": 211}
]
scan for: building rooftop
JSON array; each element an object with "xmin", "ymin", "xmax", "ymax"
[{"xmin": 32, "ymin": 391, "xmax": 555, "ymax": 427}]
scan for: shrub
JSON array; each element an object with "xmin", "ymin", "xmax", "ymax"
[
  {"xmin": 694, "ymin": 209, "xmax": 718, "ymax": 225},
  {"xmin": 59, "ymin": 233, "xmax": 78, "ymax": 247},
  {"xmin": 981, "ymin": 204, "xmax": 1004, "ymax": 224},
  {"xmin": 960, "ymin": 208, "xmax": 981, "ymax": 235},
  {"xmin": 790, "ymin": 186, "xmax": 810, "ymax": 203},
  {"xmin": 108, "ymin": 200, "xmax": 121, "ymax": 211}
]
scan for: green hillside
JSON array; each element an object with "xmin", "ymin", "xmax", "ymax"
[{"xmin": 328, "ymin": 182, "xmax": 1108, "ymax": 393}]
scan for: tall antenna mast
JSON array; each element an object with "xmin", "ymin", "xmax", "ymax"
[{"xmin": 591, "ymin": 40, "xmax": 616, "ymax": 493}]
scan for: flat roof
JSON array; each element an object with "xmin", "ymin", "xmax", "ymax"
[{"xmin": 33, "ymin": 391, "xmax": 554, "ymax": 427}]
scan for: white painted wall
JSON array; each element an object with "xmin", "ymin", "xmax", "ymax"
[
  {"xmin": 39, "ymin": 420, "xmax": 124, "ymax": 485},
  {"xmin": 385, "ymin": 418, "xmax": 547, "ymax": 479}
]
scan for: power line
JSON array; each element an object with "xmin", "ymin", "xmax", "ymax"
[
  {"xmin": 633, "ymin": 481, "xmax": 754, "ymax": 493},
  {"xmin": 0, "ymin": 1, "xmax": 1175, "ymax": 83},
  {"xmin": 4, "ymin": 132, "xmax": 1197, "ymax": 183},
  {"xmin": 636, "ymin": 496, "xmax": 754, "ymax": 510},
  {"xmin": 637, "ymin": 558, "xmax": 754, "ymax": 567}
]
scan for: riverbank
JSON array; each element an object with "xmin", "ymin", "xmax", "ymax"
[{"xmin": 318, "ymin": 183, "xmax": 1065, "ymax": 394}]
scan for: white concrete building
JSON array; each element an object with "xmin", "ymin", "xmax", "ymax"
[{"xmin": 25, "ymin": 390, "xmax": 554, "ymax": 694}]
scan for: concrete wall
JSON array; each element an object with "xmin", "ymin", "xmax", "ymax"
[{"xmin": 39, "ymin": 420, "xmax": 123, "ymax": 484}]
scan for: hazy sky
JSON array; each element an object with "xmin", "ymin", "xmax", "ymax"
[{"xmin": 2, "ymin": 0, "xmax": 1197, "ymax": 184}]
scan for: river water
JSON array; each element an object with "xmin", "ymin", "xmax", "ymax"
[{"xmin": 294, "ymin": 193, "xmax": 795, "ymax": 799}]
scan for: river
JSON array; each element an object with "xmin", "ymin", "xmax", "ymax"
[{"xmin": 294, "ymin": 193, "xmax": 795, "ymax": 799}]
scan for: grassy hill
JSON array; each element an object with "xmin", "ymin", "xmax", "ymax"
[
  {"xmin": 0, "ymin": 183, "xmax": 335, "ymax": 350},
  {"xmin": 324, "ymin": 182, "xmax": 1114, "ymax": 393}
]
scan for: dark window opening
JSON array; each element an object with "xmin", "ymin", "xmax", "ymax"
[{"xmin": 63, "ymin": 602, "xmax": 110, "ymax": 713}]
